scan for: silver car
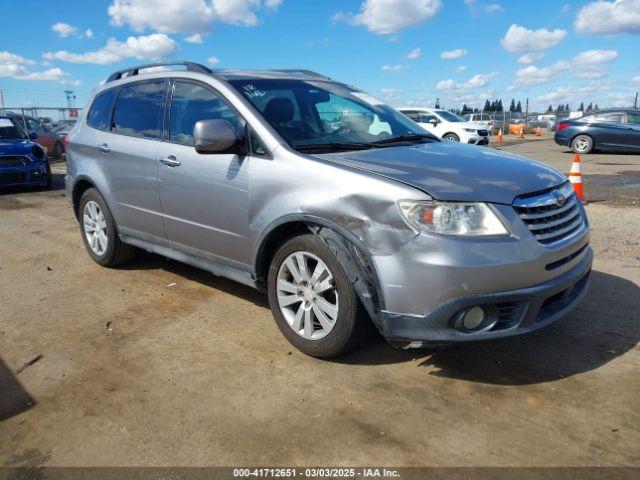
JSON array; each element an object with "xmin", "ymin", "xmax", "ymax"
[{"xmin": 65, "ymin": 62, "xmax": 592, "ymax": 357}]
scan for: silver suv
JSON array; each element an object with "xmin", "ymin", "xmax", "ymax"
[{"xmin": 66, "ymin": 62, "xmax": 592, "ymax": 357}]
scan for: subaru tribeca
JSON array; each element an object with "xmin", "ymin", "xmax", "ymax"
[{"xmin": 65, "ymin": 62, "xmax": 591, "ymax": 357}]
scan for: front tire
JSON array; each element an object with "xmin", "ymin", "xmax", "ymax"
[
  {"xmin": 443, "ymin": 133, "xmax": 460, "ymax": 142},
  {"xmin": 571, "ymin": 134, "xmax": 593, "ymax": 154},
  {"xmin": 267, "ymin": 234, "xmax": 366, "ymax": 358},
  {"xmin": 79, "ymin": 188, "xmax": 135, "ymax": 267}
]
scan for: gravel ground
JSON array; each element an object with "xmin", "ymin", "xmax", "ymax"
[{"xmin": 1, "ymin": 141, "xmax": 638, "ymax": 468}]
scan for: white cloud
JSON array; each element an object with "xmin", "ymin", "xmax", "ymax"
[
  {"xmin": 108, "ymin": 0, "xmax": 281, "ymax": 34},
  {"xmin": 573, "ymin": 68, "xmax": 608, "ymax": 79},
  {"xmin": 455, "ymin": 65, "xmax": 467, "ymax": 72},
  {"xmin": 440, "ymin": 48, "xmax": 467, "ymax": 59},
  {"xmin": 485, "ymin": 3, "xmax": 504, "ymax": 13},
  {"xmin": 407, "ymin": 47, "xmax": 421, "ymax": 60},
  {"xmin": 538, "ymin": 86, "xmax": 573, "ymax": 103},
  {"xmin": 185, "ymin": 33, "xmax": 204, "ymax": 43},
  {"xmin": 85, "ymin": 28, "xmax": 94, "ymax": 39},
  {"xmin": 517, "ymin": 52, "xmax": 544, "ymax": 64},
  {"xmin": 436, "ymin": 71, "xmax": 498, "ymax": 90},
  {"xmin": 52, "ymin": 22, "xmax": 77, "ymax": 38},
  {"xmin": 333, "ymin": 0, "xmax": 442, "ymax": 35},
  {"xmin": 207, "ymin": 56, "xmax": 220, "ymax": 65},
  {"xmin": 634, "ymin": 76, "xmax": 640, "ymax": 82},
  {"xmin": 0, "ymin": 51, "xmax": 35, "ymax": 65},
  {"xmin": 572, "ymin": 49, "xmax": 619, "ymax": 65},
  {"xmin": 382, "ymin": 64, "xmax": 408, "ymax": 72},
  {"xmin": 575, "ymin": 0, "xmax": 640, "ymax": 35},
  {"xmin": 514, "ymin": 61, "xmax": 570, "ymax": 86},
  {"xmin": 44, "ymin": 33, "xmax": 179, "ymax": 65},
  {"xmin": 500, "ymin": 24, "xmax": 566, "ymax": 52}
]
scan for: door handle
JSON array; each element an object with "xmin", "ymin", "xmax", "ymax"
[
  {"xmin": 97, "ymin": 143, "xmax": 110, "ymax": 153},
  {"xmin": 160, "ymin": 155, "xmax": 181, "ymax": 167}
]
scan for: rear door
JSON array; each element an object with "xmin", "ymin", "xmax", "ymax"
[
  {"xmin": 157, "ymin": 79, "xmax": 251, "ymax": 265},
  {"xmin": 589, "ymin": 112, "xmax": 627, "ymax": 149},
  {"xmin": 100, "ymin": 79, "xmax": 167, "ymax": 239},
  {"xmin": 623, "ymin": 112, "xmax": 640, "ymax": 151}
]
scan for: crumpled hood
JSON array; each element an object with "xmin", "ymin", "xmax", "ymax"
[
  {"xmin": 0, "ymin": 139, "xmax": 35, "ymax": 156},
  {"xmin": 316, "ymin": 141, "xmax": 566, "ymax": 205}
]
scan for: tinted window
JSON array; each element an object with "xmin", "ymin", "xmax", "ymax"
[
  {"xmin": 626, "ymin": 113, "xmax": 640, "ymax": 125},
  {"xmin": 87, "ymin": 89, "xmax": 117, "ymax": 130},
  {"xmin": 26, "ymin": 118, "xmax": 40, "ymax": 131},
  {"xmin": 0, "ymin": 118, "xmax": 27, "ymax": 139},
  {"xmin": 169, "ymin": 81, "xmax": 243, "ymax": 146},
  {"xmin": 112, "ymin": 80, "xmax": 166, "ymax": 138}
]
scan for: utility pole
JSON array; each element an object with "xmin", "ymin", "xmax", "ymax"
[
  {"xmin": 0, "ymin": 88, "xmax": 5, "ymax": 114},
  {"xmin": 525, "ymin": 98, "xmax": 529, "ymax": 124},
  {"xmin": 435, "ymin": 97, "xmax": 440, "ymax": 109},
  {"xmin": 634, "ymin": 92, "xmax": 638, "ymax": 110}
]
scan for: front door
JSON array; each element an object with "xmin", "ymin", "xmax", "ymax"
[{"xmin": 158, "ymin": 80, "xmax": 251, "ymax": 266}]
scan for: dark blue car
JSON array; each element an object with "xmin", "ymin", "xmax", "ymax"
[
  {"xmin": 554, "ymin": 109, "xmax": 640, "ymax": 154},
  {"xmin": 0, "ymin": 116, "xmax": 51, "ymax": 188}
]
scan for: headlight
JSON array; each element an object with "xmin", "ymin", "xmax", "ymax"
[
  {"xmin": 463, "ymin": 128, "xmax": 476, "ymax": 133},
  {"xmin": 398, "ymin": 201, "xmax": 510, "ymax": 236}
]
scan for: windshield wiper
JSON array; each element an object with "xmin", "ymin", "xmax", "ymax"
[
  {"xmin": 294, "ymin": 141, "xmax": 377, "ymax": 152},
  {"xmin": 372, "ymin": 133, "xmax": 437, "ymax": 145}
]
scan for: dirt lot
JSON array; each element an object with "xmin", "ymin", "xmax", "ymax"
[{"xmin": 1, "ymin": 139, "xmax": 639, "ymax": 468}]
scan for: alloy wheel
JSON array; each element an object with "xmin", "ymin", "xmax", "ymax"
[
  {"xmin": 276, "ymin": 251, "xmax": 339, "ymax": 340},
  {"xmin": 83, "ymin": 200, "xmax": 108, "ymax": 255},
  {"xmin": 574, "ymin": 136, "xmax": 591, "ymax": 153}
]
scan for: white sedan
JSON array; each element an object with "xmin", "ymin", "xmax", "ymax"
[{"xmin": 398, "ymin": 108, "xmax": 489, "ymax": 145}]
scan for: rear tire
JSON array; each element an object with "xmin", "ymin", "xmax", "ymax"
[
  {"xmin": 571, "ymin": 134, "xmax": 593, "ymax": 154},
  {"xmin": 267, "ymin": 234, "xmax": 367, "ymax": 358},
  {"xmin": 78, "ymin": 188, "xmax": 135, "ymax": 267},
  {"xmin": 443, "ymin": 133, "xmax": 460, "ymax": 142}
]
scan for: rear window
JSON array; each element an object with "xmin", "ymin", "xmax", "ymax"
[
  {"xmin": 87, "ymin": 89, "xmax": 118, "ymax": 130},
  {"xmin": 112, "ymin": 80, "xmax": 166, "ymax": 139}
]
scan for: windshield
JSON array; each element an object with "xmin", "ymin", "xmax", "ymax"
[
  {"xmin": 435, "ymin": 110, "xmax": 464, "ymax": 122},
  {"xmin": 228, "ymin": 79, "xmax": 432, "ymax": 151},
  {"xmin": 0, "ymin": 118, "xmax": 28, "ymax": 140}
]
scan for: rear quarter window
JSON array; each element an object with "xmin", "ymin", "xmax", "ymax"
[{"xmin": 87, "ymin": 89, "xmax": 118, "ymax": 130}]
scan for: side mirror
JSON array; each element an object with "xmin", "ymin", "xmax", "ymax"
[
  {"xmin": 28, "ymin": 132, "xmax": 38, "ymax": 140},
  {"xmin": 194, "ymin": 119, "xmax": 242, "ymax": 154},
  {"xmin": 427, "ymin": 118, "xmax": 438, "ymax": 126}
]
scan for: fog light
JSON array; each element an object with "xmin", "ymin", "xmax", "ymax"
[{"xmin": 462, "ymin": 306, "xmax": 485, "ymax": 330}]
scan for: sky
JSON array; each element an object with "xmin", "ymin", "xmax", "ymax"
[{"xmin": 1, "ymin": 0, "xmax": 639, "ymax": 113}]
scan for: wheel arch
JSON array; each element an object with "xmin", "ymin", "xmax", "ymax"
[
  {"xmin": 71, "ymin": 176, "xmax": 96, "ymax": 220},
  {"xmin": 443, "ymin": 131, "xmax": 459, "ymax": 140},
  {"xmin": 571, "ymin": 132, "xmax": 595, "ymax": 151},
  {"xmin": 253, "ymin": 215, "xmax": 385, "ymax": 322}
]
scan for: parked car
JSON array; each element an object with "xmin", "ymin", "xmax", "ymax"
[
  {"xmin": 398, "ymin": 108, "xmax": 489, "ymax": 145},
  {"xmin": 463, "ymin": 113, "xmax": 494, "ymax": 129},
  {"xmin": 0, "ymin": 116, "xmax": 51, "ymax": 188},
  {"xmin": 66, "ymin": 62, "xmax": 591, "ymax": 357},
  {"xmin": 6, "ymin": 113, "xmax": 65, "ymax": 159},
  {"xmin": 554, "ymin": 109, "xmax": 640, "ymax": 154}
]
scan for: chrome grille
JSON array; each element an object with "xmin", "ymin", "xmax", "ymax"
[{"xmin": 514, "ymin": 183, "xmax": 584, "ymax": 245}]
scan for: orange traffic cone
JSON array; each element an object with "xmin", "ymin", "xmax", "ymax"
[
  {"xmin": 497, "ymin": 129, "xmax": 503, "ymax": 144},
  {"xmin": 570, "ymin": 154, "xmax": 585, "ymax": 202},
  {"xmin": 535, "ymin": 126, "xmax": 541, "ymax": 136},
  {"xmin": 518, "ymin": 125, "xmax": 524, "ymax": 138}
]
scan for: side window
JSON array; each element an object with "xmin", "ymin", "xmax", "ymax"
[
  {"xmin": 403, "ymin": 111, "xmax": 421, "ymax": 122},
  {"xmin": 27, "ymin": 118, "xmax": 40, "ymax": 131},
  {"xmin": 625, "ymin": 113, "xmax": 640, "ymax": 125},
  {"xmin": 112, "ymin": 80, "xmax": 166, "ymax": 139},
  {"xmin": 593, "ymin": 112, "xmax": 623, "ymax": 123},
  {"xmin": 249, "ymin": 129, "xmax": 269, "ymax": 157},
  {"xmin": 169, "ymin": 81, "xmax": 244, "ymax": 146},
  {"xmin": 87, "ymin": 89, "xmax": 118, "ymax": 130},
  {"xmin": 420, "ymin": 114, "xmax": 437, "ymax": 123}
]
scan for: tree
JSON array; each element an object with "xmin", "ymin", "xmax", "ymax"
[
  {"xmin": 595, "ymin": 103, "xmax": 599, "ymax": 111},
  {"xmin": 546, "ymin": 105, "xmax": 553, "ymax": 113},
  {"xmin": 483, "ymin": 99, "xmax": 491, "ymax": 112},
  {"xmin": 497, "ymin": 99, "xmax": 504, "ymax": 112},
  {"xmin": 509, "ymin": 98, "xmax": 516, "ymax": 112},
  {"xmin": 565, "ymin": 103, "xmax": 570, "ymax": 112},
  {"xmin": 579, "ymin": 102, "xmax": 584, "ymax": 111},
  {"xmin": 586, "ymin": 102, "xmax": 593, "ymax": 112},
  {"xmin": 516, "ymin": 100, "xmax": 522, "ymax": 113}
]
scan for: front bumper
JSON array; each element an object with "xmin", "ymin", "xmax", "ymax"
[
  {"xmin": 0, "ymin": 163, "xmax": 48, "ymax": 187},
  {"xmin": 380, "ymin": 247, "xmax": 591, "ymax": 345},
  {"xmin": 465, "ymin": 134, "xmax": 489, "ymax": 145}
]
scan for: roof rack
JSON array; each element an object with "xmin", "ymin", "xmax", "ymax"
[
  {"xmin": 105, "ymin": 61, "xmax": 213, "ymax": 83},
  {"xmin": 269, "ymin": 69, "xmax": 331, "ymax": 80}
]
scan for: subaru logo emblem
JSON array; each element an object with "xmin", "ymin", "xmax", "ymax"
[{"xmin": 553, "ymin": 190, "xmax": 566, "ymax": 207}]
